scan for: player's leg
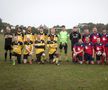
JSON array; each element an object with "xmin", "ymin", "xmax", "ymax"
[
  {"xmin": 59, "ymin": 43, "xmax": 63, "ymax": 61},
  {"xmin": 9, "ymin": 50, "xmax": 12, "ymax": 61},
  {"xmin": 90, "ymin": 55, "xmax": 94, "ymax": 64},
  {"xmin": 36, "ymin": 53, "xmax": 41, "ymax": 64},
  {"xmin": 96, "ymin": 55, "xmax": 101, "ymax": 64},
  {"xmin": 12, "ymin": 54, "xmax": 17, "ymax": 65},
  {"xmin": 49, "ymin": 54, "xmax": 53, "ymax": 63},
  {"xmin": 84, "ymin": 53, "xmax": 89, "ymax": 64},
  {"xmin": 23, "ymin": 54, "xmax": 28, "ymax": 64},
  {"xmin": 78, "ymin": 55, "xmax": 83, "ymax": 64},
  {"xmin": 17, "ymin": 54, "xmax": 21, "ymax": 64},
  {"xmin": 41, "ymin": 52, "xmax": 46, "ymax": 64},
  {"xmin": 64, "ymin": 43, "xmax": 68, "ymax": 62},
  {"xmin": 105, "ymin": 47, "xmax": 108, "ymax": 64},
  {"xmin": 28, "ymin": 55, "xmax": 32, "ymax": 64},
  {"xmin": 4, "ymin": 50, "xmax": 8, "ymax": 61}
]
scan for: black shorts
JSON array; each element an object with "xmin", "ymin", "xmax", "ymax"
[
  {"xmin": 49, "ymin": 52, "xmax": 56, "ymax": 60},
  {"xmin": 12, "ymin": 52, "xmax": 21, "ymax": 61},
  {"xmin": 84, "ymin": 53, "xmax": 93, "ymax": 61},
  {"xmin": 23, "ymin": 54, "xmax": 29, "ymax": 59},
  {"xmin": 76, "ymin": 55, "xmax": 83, "ymax": 61},
  {"xmin": 59, "ymin": 43, "xmax": 68, "ymax": 54},
  {"xmin": 4, "ymin": 45, "xmax": 12, "ymax": 50},
  {"xmin": 96, "ymin": 55, "xmax": 102, "ymax": 61},
  {"xmin": 36, "ymin": 52, "xmax": 43, "ymax": 62}
]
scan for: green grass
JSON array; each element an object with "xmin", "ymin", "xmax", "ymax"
[{"xmin": 0, "ymin": 34, "xmax": 108, "ymax": 90}]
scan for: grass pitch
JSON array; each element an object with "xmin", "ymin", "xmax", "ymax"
[{"xmin": 0, "ymin": 34, "xmax": 108, "ymax": 90}]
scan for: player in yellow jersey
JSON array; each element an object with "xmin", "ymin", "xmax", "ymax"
[
  {"xmin": 34, "ymin": 34, "xmax": 45, "ymax": 64},
  {"xmin": 23, "ymin": 37, "xmax": 33, "ymax": 64},
  {"xmin": 11, "ymin": 36, "xmax": 23, "ymax": 65},
  {"xmin": 48, "ymin": 27, "xmax": 58, "ymax": 41},
  {"xmin": 37, "ymin": 27, "xmax": 47, "ymax": 42},
  {"xmin": 47, "ymin": 35, "xmax": 59, "ymax": 65},
  {"xmin": 24, "ymin": 26, "xmax": 35, "ymax": 42},
  {"xmin": 15, "ymin": 27, "xmax": 23, "ymax": 43},
  {"xmin": 23, "ymin": 26, "xmax": 35, "ymax": 61}
]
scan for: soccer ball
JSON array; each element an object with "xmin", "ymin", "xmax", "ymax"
[
  {"xmin": 96, "ymin": 51, "xmax": 102, "ymax": 56},
  {"xmin": 42, "ymin": 53, "xmax": 45, "ymax": 56}
]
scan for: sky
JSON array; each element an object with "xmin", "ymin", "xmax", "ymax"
[{"xmin": 0, "ymin": 0, "xmax": 108, "ymax": 28}]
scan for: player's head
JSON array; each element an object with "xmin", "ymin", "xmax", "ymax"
[
  {"xmin": 27, "ymin": 26, "xmax": 32, "ymax": 33},
  {"xmin": 61, "ymin": 25, "xmax": 66, "ymax": 31},
  {"xmin": 17, "ymin": 27, "xmax": 21, "ymax": 34},
  {"xmin": 84, "ymin": 28, "xmax": 90, "ymax": 34},
  {"xmin": 92, "ymin": 27, "xmax": 97, "ymax": 33},
  {"xmin": 13, "ymin": 36, "xmax": 18, "ymax": 42},
  {"xmin": 102, "ymin": 29, "xmax": 106, "ymax": 34},
  {"xmin": 97, "ymin": 38, "xmax": 100, "ymax": 43},
  {"xmin": 78, "ymin": 39, "xmax": 83, "ymax": 44},
  {"xmin": 27, "ymin": 37, "xmax": 30, "ymax": 42},
  {"xmin": 85, "ymin": 37, "xmax": 90, "ymax": 43},
  {"xmin": 50, "ymin": 27, "xmax": 56, "ymax": 34},
  {"xmin": 39, "ymin": 27, "xmax": 44, "ymax": 33},
  {"xmin": 6, "ymin": 26, "xmax": 11, "ymax": 33},
  {"xmin": 37, "ymin": 34, "xmax": 41, "ymax": 40},
  {"xmin": 50, "ymin": 35, "xmax": 54, "ymax": 41},
  {"xmin": 73, "ymin": 26, "xmax": 78, "ymax": 32}
]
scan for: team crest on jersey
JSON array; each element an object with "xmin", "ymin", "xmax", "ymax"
[
  {"xmin": 78, "ymin": 47, "xmax": 80, "ymax": 51},
  {"xmin": 93, "ymin": 36, "xmax": 96, "ymax": 39},
  {"xmin": 73, "ymin": 34, "xmax": 78, "ymax": 38},
  {"xmin": 97, "ymin": 47, "xmax": 100, "ymax": 50},
  {"xmin": 81, "ymin": 45, "xmax": 83, "ymax": 47},
  {"xmin": 85, "ymin": 46, "xmax": 88, "ymax": 49},
  {"xmin": 89, "ymin": 43, "xmax": 91, "ymax": 46}
]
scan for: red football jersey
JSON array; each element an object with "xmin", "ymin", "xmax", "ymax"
[
  {"xmin": 94, "ymin": 43, "xmax": 105, "ymax": 53},
  {"xmin": 100, "ymin": 34, "xmax": 108, "ymax": 45},
  {"xmin": 73, "ymin": 43, "xmax": 84, "ymax": 56},
  {"xmin": 84, "ymin": 42, "xmax": 94, "ymax": 55},
  {"xmin": 90, "ymin": 33, "xmax": 101, "ymax": 44},
  {"xmin": 82, "ymin": 34, "xmax": 90, "ymax": 43}
]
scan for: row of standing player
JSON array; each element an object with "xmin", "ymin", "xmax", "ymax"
[{"xmin": 3, "ymin": 25, "xmax": 108, "ymax": 65}]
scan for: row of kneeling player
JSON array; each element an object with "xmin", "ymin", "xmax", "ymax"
[
  {"xmin": 11, "ymin": 34, "xmax": 60, "ymax": 65},
  {"xmin": 73, "ymin": 37, "xmax": 108, "ymax": 64}
]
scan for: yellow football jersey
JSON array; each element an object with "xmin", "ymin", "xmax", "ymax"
[
  {"xmin": 34, "ymin": 40, "xmax": 45, "ymax": 54},
  {"xmin": 12, "ymin": 41, "xmax": 23, "ymax": 54},
  {"xmin": 47, "ymin": 40, "xmax": 58, "ymax": 54},
  {"xmin": 23, "ymin": 41, "xmax": 33, "ymax": 55},
  {"xmin": 24, "ymin": 33, "xmax": 35, "ymax": 42},
  {"xmin": 48, "ymin": 34, "xmax": 58, "ymax": 41},
  {"xmin": 36, "ymin": 32, "xmax": 47, "ymax": 41}
]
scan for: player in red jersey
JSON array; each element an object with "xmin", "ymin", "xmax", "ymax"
[
  {"xmin": 100, "ymin": 29, "xmax": 108, "ymax": 64},
  {"xmin": 90, "ymin": 27, "xmax": 101, "ymax": 44},
  {"xmin": 100, "ymin": 29, "xmax": 108, "ymax": 45},
  {"xmin": 94, "ymin": 38, "xmax": 106, "ymax": 64},
  {"xmin": 82, "ymin": 28, "xmax": 90, "ymax": 43},
  {"xmin": 83, "ymin": 37, "xmax": 95, "ymax": 64},
  {"xmin": 105, "ymin": 43, "xmax": 108, "ymax": 64},
  {"xmin": 73, "ymin": 39, "xmax": 84, "ymax": 64}
]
